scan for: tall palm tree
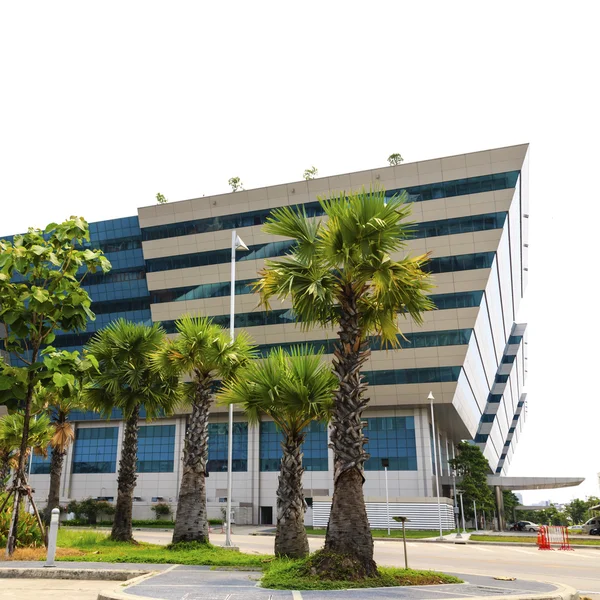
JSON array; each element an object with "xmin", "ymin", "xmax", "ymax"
[
  {"xmin": 33, "ymin": 385, "xmax": 87, "ymax": 521},
  {"xmin": 219, "ymin": 346, "xmax": 336, "ymax": 558},
  {"xmin": 152, "ymin": 315, "xmax": 255, "ymax": 545},
  {"xmin": 255, "ymin": 187, "xmax": 435, "ymax": 575},
  {"xmin": 84, "ymin": 320, "xmax": 182, "ymax": 542}
]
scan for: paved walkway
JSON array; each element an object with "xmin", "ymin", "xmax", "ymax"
[
  {"xmin": 1, "ymin": 562, "xmax": 561, "ymax": 600},
  {"xmin": 116, "ymin": 566, "xmax": 558, "ymax": 600}
]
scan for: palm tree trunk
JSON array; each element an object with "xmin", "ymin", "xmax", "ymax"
[
  {"xmin": 172, "ymin": 376, "xmax": 212, "ymax": 544},
  {"xmin": 111, "ymin": 406, "xmax": 139, "ymax": 542},
  {"xmin": 0, "ymin": 448, "xmax": 10, "ymax": 493},
  {"xmin": 275, "ymin": 432, "xmax": 309, "ymax": 558},
  {"xmin": 44, "ymin": 448, "xmax": 65, "ymax": 522},
  {"xmin": 323, "ymin": 284, "xmax": 377, "ymax": 577}
]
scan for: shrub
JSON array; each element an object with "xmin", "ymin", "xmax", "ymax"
[
  {"xmin": 151, "ymin": 502, "xmax": 172, "ymax": 520},
  {"xmin": 0, "ymin": 496, "xmax": 44, "ymax": 548},
  {"xmin": 66, "ymin": 498, "xmax": 115, "ymax": 525}
]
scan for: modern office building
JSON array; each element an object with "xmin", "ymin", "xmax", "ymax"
[{"xmin": 18, "ymin": 143, "xmax": 534, "ymax": 525}]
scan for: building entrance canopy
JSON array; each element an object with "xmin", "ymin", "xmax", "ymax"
[{"xmin": 440, "ymin": 475, "xmax": 584, "ymax": 491}]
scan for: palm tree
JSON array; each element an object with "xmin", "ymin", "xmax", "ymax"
[
  {"xmin": 84, "ymin": 320, "xmax": 182, "ymax": 542},
  {"xmin": 34, "ymin": 385, "xmax": 87, "ymax": 521},
  {"xmin": 219, "ymin": 346, "xmax": 336, "ymax": 558},
  {"xmin": 255, "ymin": 187, "xmax": 434, "ymax": 576},
  {"xmin": 152, "ymin": 315, "xmax": 255, "ymax": 545}
]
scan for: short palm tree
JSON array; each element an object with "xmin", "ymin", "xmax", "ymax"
[
  {"xmin": 85, "ymin": 320, "xmax": 182, "ymax": 542},
  {"xmin": 0, "ymin": 412, "xmax": 53, "ymax": 493},
  {"xmin": 33, "ymin": 384, "xmax": 87, "ymax": 520},
  {"xmin": 152, "ymin": 315, "xmax": 255, "ymax": 545},
  {"xmin": 255, "ymin": 187, "xmax": 435, "ymax": 576},
  {"xmin": 219, "ymin": 346, "xmax": 336, "ymax": 558}
]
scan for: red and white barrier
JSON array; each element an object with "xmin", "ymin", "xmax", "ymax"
[{"xmin": 537, "ymin": 525, "xmax": 572, "ymax": 551}]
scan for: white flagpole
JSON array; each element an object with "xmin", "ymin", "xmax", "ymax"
[{"xmin": 429, "ymin": 392, "xmax": 443, "ymax": 540}]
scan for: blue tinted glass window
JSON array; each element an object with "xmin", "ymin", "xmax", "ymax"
[
  {"xmin": 474, "ymin": 433, "xmax": 488, "ymax": 443},
  {"xmin": 30, "ymin": 448, "xmax": 51, "ymax": 475},
  {"xmin": 137, "ymin": 424, "xmax": 176, "ymax": 473},
  {"xmin": 72, "ymin": 427, "xmax": 118, "ymax": 473},
  {"xmin": 481, "ymin": 414, "xmax": 495, "ymax": 423},
  {"xmin": 508, "ymin": 335, "xmax": 523, "ymax": 345},
  {"xmin": 364, "ymin": 417, "xmax": 417, "ymax": 471},
  {"xmin": 207, "ymin": 422, "xmax": 248, "ymax": 472},
  {"xmin": 142, "ymin": 172, "xmax": 519, "ymax": 242}
]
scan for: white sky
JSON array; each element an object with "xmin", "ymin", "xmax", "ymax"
[{"xmin": 1, "ymin": 1, "xmax": 598, "ymax": 505}]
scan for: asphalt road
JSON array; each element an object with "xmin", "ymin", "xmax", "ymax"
[{"xmin": 135, "ymin": 529, "xmax": 600, "ymax": 596}]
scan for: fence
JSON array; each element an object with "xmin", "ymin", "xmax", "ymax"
[{"xmin": 537, "ymin": 525, "xmax": 572, "ymax": 551}]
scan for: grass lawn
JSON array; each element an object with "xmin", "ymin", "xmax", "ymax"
[
  {"xmin": 470, "ymin": 534, "xmax": 600, "ymax": 546},
  {"xmin": 2, "ymin": 529, "xmax": 462, "ymax": 590},
  {"xmin": 305, "ymin": 527, "xmax": 442, "ymax": 539}
]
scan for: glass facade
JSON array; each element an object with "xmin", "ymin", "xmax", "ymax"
[
  {"xmin": 207, "ymin": 422, "xmax": 248, "ymax": 472},
  {"xmin": 259, "ymin": 421, "xmax": 328, "ymax": 472},
  {"xmin": 364, "ymin": 416, "xmax": 417, "ymax": 471},
  {"xmin": 30, "ymin": 449, "xmax": 51, "ymax": 475},
  {"xmin": 72, "ymin": 427, "xmax": 118, "ymax": 474},
  {"xmin": 138, "ymin": 424, "xmax": 176, "ymax": 473},
  {"xmin": 256, "ymin": 329, "xmax": 472, "ymax": 358},
  {"xmin": 141, "ymin": 172, "xmax": 519, "ymax": 241},
  {"xmin": 363, "ymin": 366, "xmax": 461, "ymax": 386},
  {"xmin": 146, "ymin": 223, "xmax": 503, "ymax": 275}
]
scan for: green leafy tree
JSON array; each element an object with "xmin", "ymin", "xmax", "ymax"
[
  {"xmin": 152, "ymin": 315, "xmax": 255, "ymax": 545},
  {"xmin": 66, "ymin": 498, "xmax": 115, "ymax": 525},
  {"xmin": 303, "ymin": 166, "xmax": 318, "ymax": 180},
  {"xmin": 503, "ymin": 490, "xmax": 520, "ymax": 523},
  {"xmin": 219, "ymin": 346, "xmax": 336, "ymax": 558},
  {"xmin": 228, "ymin": 177, "xmax": 243, "ymax": 192},
  {"xmin": 0, "ymin": 217, "xmax": 110, "ymax": 553},
  {"xmin": 156, "ymin": 192, "xmax": 168, "ymax": 204},
  {"xmin": 85, "ymin": 320, "xmax": 182, "ymax": 542},
  {"xmin": 449, "ymin": 442, "xmax": 495, "ymax": 521},
  {"xmin": 565, "ymin": 498, "xmax": 587, "ymax": 524},
  {"xmin": 387, "ymin": 153, "xmax": 403, "ymax": 166},
  {"xmin": 254, "ymin": 188, "xmax": 434, "ymax": 576}
]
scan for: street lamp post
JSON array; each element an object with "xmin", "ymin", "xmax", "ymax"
[
  {"xmin": 473, "ymin": 500, "xmax": 478, "ymax": 532},
  {"xmin": 429, "ymin": 392, "xmax": 443, "ymax": 540},
  {"xmin": 458, "ymin": 491, "xmax": 467, "ymax": 534},
  {"xmin": 452, "ymin": 469, "xmax": 461, "ymax": 539},
  {"xmin": 225, "ymin": 229, "xmax": 248, "ymax": 548},
  {"xmin": 382, "ymin": 458, "xmax": 390, "ymax": 535}
]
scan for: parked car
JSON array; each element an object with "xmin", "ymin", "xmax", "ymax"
[
  {"xmin": 510, "ymin": 520, "xmax": 539, "ymax": 532},
  {"xmin": 583, "ymin": 517, "xmax": 600, "ymax": 534},
  {"xmin": 567, "ymin": 524, "xmax": 583, "ymax": 533},
  {"xmin": 589, "ymin": 527, "xmax": 600, "ymax": 536}
]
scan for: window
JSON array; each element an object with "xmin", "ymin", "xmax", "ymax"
[
  {"xmin": 207, "ymin": 422, "xmax": 248, "ymax": 472},
  {"xmin": 72, "ymin": 427, "xmax": 118, "ymax": 474},
  {"xmin": 364, "ymin": 417, "xmax": 417, "ymax": 471},
  {"xmin": 364, "ymin": 366, "xmax": 461, "ymax": 386},
  {"xmin": 138, "ymin": 424, "xmax": 176, "ymax": 473},
  {"xmin": 481, "ymin": 413, "xmax": 496, "ymax": 423},
  {"xmin": 259, "ymin": 421, "xmax": 328, "ymax": 472},
  {"xmin": 141, "ymin": 172, "xmax": 520, "ymax": 242},
  {"xmin": 30, "ymin": 448, "xmax": 51, "ymax": 475}
]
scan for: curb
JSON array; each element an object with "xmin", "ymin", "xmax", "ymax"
[
  {"xmin": 98, "ymin": 569, "xmax": 163, "ymax": 600},
  {"xmin": 0, "ymin": 567, "xmax": 148, "ymax": 581}
]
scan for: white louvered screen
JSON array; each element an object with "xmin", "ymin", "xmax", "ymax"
[{"xmin": 313, "ymin": 501, "xmax": 455, "ymax": 530}]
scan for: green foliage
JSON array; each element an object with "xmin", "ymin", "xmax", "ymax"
[
  {"xmin": 151, "ymin": 502, "xmax": 172, "ymax": 519},
  {"xmin": 66, "ymin": 498, "xmax": 115, "ymax": 525},
  {"xmin": 55, "ymin": 529, "xmax": 269, "ymax": 566},
  {"xmin": 255, "ymin": 187, "xmax": 435, "ymax": 346},
  {"xmin": 565, "ymin": 498, "xmax": 589, "ymax": 524},
  {"xmin": 218, "ymin": 346, "xmax": 336, "ymax": 436},
  {"xmin": 85, "ymin": 320, "xmax": 182, "ymax": 420},
  {"xmin": 303, "ymin": 166, "xmax": 318, "ymax": 180},
  {"xmin": 449, "ymin": 441, "xmax": 495, "ymax": 518},
  {"xmin": 64, "ymin": 519, "xmax": 177, "ymax": 528},
  {"xmin": 503, "ymin": 490, "xmax": 520, "ymax": 518},
  {"xmin": 0, "ymin": 218, "xmax": 110, "ymax": 384},
  {"xmin": 387, "ymin": 153, "xmax": 404, "ymax": 166},
  {"xmin": 261, "ymin": 552, "xmax": 462, "ymax": 590},
  {"xmin": 0, "ymin": 412, "xmax": 53, "ymax": 455},
  {"xmin": 228, "ymin": 177, "xmax": 243, "ymax": 192},
  {"xmin": 156, "ymin": 193, "xmax": 168, "ymax": 204},
  {"xmin": 471, "ymin": 534, "xmax": 600, "ymax": 546},
  {"xmin": 0, "ymin": 496, "xmax": 43, "ymax": 547},
  {"xmin": 152, "ymin": 315, "xmax": 256, "ymax": 394}
]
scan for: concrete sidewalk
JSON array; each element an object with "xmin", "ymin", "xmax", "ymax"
[{"xmin": 0, "ymin": 562, "xmax": 576, "ymax": 600}]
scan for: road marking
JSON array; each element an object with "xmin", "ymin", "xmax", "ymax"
[
  {"xmin": 512, "ymin": 548, "xmax": 538, "ymax": 555},
  {"xmin": 472, "ymin": 546, "xmax": 493, "ymax": 552},
  {"xmin": 292, "ymin": 592, "xmax": 303, "ymax": 600}
]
